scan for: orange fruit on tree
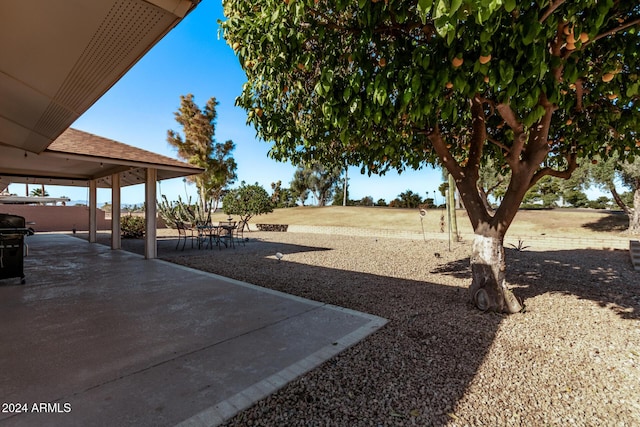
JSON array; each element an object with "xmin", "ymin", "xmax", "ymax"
[
  {"xmin": 452, "ymin": 56, "xmax": 464, "ymax": 67},
  {"xmin": 602, "ymin": 73, "xmax": 615, "ymax": 82},
  {"xmin": 579, "ymin": 32, "xmax": 589, "ymax": 43},
  {"xmin": 479, "ymin": 54, "xmax": 491, "ymax": 64}
]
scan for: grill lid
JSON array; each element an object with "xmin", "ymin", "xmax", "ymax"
[{"xmin": 0, "ymin": 214, "xmax": 26, "ymax": 229}]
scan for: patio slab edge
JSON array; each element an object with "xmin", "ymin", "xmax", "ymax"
[
  {"xmin": 144, "ymin": 248, "xmax": 389, "ymax": 427},
  {"xmin": 176, "ymin": 306, "xmax": 387, "ymax": 427}
]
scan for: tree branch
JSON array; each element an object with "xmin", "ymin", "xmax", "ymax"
[
  {"xmin": 487, "ymin": 136, "xmax": 511, "ymax": 154},
  {"xmin": 539, "ymin": 0, "xmax": 566, "ymax": 24},
  {"xmin": 609, "ymin": 184, "xmax": 632, "ymax": 215},
  {"xmin": 467, "ymin": 95, "xmax": 486, "ymax": 177},
  {"xmin": 524, "ymin": 93, "xmax": 557, "ymax": 167},
  {"xmin": 563, "ymin": 17, "xmax": 640, "ymax": 60},
  {"xmin": 589, "ymin": 17, "xmax": 640, "ymax": 46},
  {"xmin": 495, "ymin": 103, "xmax": 526, "ymax": 165},
  {"xmin": 427, "ymin": 126, "xmax": 463, "ymax": 180},
  {"xmin": 529, "ymin": 153, "xmax": 578, "ymax": 187},
  {"xmin": 551, "ymin": 22, "xmax": 565, "ymax": 82},
  {"xmin": 574, "ymin": 78, "xmax": 584, "ymax": 112}
]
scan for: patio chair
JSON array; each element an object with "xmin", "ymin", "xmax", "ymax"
[
  {"xmin": 217, "ymin": 221, "xmax": 236, "ymax": 249},
  {"xmin": 195, "ymin": 221, "xmax": 211, "ymax": 249},
  {"xmin": 175, "ymin": 221, "xmax": 187, "ymax": 250},
  {"xmin": 234, "ymin": 219, "xmax": 247, "ymax": 246}
]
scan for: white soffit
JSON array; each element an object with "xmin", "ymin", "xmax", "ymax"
[{"xmin": 0, "ymin": 0, "xmax": 198, "ymax": 154}]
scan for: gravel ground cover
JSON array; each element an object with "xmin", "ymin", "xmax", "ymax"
[{"xmin": 116, "ymin": 230, "xmax": 640, "ymax": 426}]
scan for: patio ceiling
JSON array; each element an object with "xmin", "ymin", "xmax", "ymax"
[
  {"xmin": 0, "ymin": 0, "xmax": 199, "ymax": 155},
  {"xmin": 0, "ymin": 128, "xmax": 203, "ymax": 190}
]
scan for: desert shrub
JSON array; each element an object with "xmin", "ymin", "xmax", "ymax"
[{"xmin": 121, "ymin": 214, "xmax": 145, "ymax": 238}]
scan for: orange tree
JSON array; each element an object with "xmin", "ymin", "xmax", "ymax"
[{"xmin": 220, "ymin": 1, "xmax": 640, "ymax": 313}]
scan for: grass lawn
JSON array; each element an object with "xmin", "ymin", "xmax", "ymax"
[{"xmin": 209, "ymin": 205, "xmax": 630, "ymax": 239}]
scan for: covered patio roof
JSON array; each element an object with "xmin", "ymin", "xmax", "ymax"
[
  {"xmin": 0, "ymin": 128, "xmax": 203, "ymax": 190},
  {"xmin": 1, "ymin": 0, "xmax": 201, "ymax": 259},
  {"xmin": 0, "ymin": 0, "xmax": 199, "ymax": 154}
]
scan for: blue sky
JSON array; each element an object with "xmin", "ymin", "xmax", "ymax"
[{"xmin": 9, "ymin": 0, "xmax": 441, "ymax": 206}]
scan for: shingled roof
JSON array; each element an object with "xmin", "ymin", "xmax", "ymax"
[
  {"xmin": 48, "ymin": 128, "xmax": 190, "ymax": 170},
  {"xmin": 0, "ymin": 128, "xmax": 203, "ymax": 190}
]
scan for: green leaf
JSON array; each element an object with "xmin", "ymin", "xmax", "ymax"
[
  {"xmin": 504, "ymin": 0, "xmax": 516, "ymax": 12},
  {"xmin": 374, "ymin": 85, "xmax": 387, "ymax": 105},
  {"xmin": 411, "ymin": 74, "xmax": 421, "ymax": 92},
  {"xmin": 417, "ymin": 0, "xmax": 433, "ymax": 24},
  {"xmin": 343, "ymin": 87, "xmax": 352, "ymax": 102},
  {"xmin": 450, "ymin": 0, "xmax": 463, "ymax": 16},
  {"xmin": 402, "ymin": 91, "xmax": 412, "ymax": 106},
  {"xmin": 499, "ymin": 60, "xmax": 515, "ymax": 85}
]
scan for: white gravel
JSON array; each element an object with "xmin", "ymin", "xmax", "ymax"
[{"xmin": 131, "ymin": 231, "xmax": 639, "ymax": 426}]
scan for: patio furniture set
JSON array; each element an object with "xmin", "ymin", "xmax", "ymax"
[{"xmin": 174, "ymin": 220, "xmax": 245, "ymax": 251}]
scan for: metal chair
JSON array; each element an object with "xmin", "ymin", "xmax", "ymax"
[
  {"xmin": 175, "ymin": 221, "xmax": 187, "ymax": 250},
  {"xmin": 217, "ymin": 221, "xmax": 236, "ymax": 249},
  {"xmin": 234, "ymin": 220, "xmax": 247, "ymax": 246}
]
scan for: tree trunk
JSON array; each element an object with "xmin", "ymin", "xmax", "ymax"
[
  {"xmin": 447, "ymin": 173, "xmax": 459, "ymax": 240},
  {"xmin": 629, "ymin": 188, "xmax": 640, "ymax": 235},
  {"xmin": 469, "ymin": 232, "xmax": 523, "ymax": 314},
  {"xmin": 609, "ymin": 184, "xmax": 639, "ymax": 235}
]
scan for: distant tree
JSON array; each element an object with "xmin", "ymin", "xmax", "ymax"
[
  {"xmin": 587, "ymin": 196, "xmax": 613, "ymax": 210},
  {"xmin": 271, "ymin": 181, "xmax": 298, "ymax": 208},
  {"xmin": 556, "ymin": 161, "xmax": 591, "ymax": 207},
  {"xmin": 330, "ymin": 182, "xmax": 345, "ymax": 205},
  {"xmin": 392, "ymin": 190, "xmax": 423, "ymax": 209},
  {"xmin": 360, "ymin": 196, "xmax": 374, "ymax": 207},
  {"xmin": 563, "ymin": 190, "xmax": 590, "ymax": 208},
  {"xmin": 522, "ymin": 175, "xmax": 560, "ymax": 208},
  {"xmin": 222, "ymin": 182, "xmax": 273, "ymax": 229},
  {"xmin": 477, "ymin": 159, "xmax": 508, "ymax": 211},
  {"xmin": 307, "ymin": 163, "xmax": 342, "ymax": 206},
  {"xmin": 590, "ymin": 156, "xmax": 640, "ymax": 233},
  {"xmin": 376, "ymin": 199, "xmax": 387, "ymax": 207},
  {"xmin": 290, "ymin": 167, "xmax": 311, "ymax": 206},
  {"xmin": 29, "ymin": 187, "xmax": 49, "ymax": 197},
  {"xmin": 423, "ymin": 198, "xmax": 436, "ymax": 209},
  {"xmin": 167, "ymin": 94, "xmax": 237, "ymax": 213}
]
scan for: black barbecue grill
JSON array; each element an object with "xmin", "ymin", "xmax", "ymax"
[{"xmin": 0, "ymin": 213, "xmax": 32, "ymax": 285}]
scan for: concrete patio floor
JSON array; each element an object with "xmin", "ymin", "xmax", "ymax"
[{"xmin": 0, "ymin": 234, "xmax": 387, "ymax": 426}]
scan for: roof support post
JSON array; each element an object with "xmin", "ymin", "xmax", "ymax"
[
  {"xmin": 144, "ymin": 168, "xmax": 157, "ymax": 259},
  {"xmin": 111, "ymin": 173, "xmax": 121, "ymax": 250},
  {"xmin": 89, "ymin": 179, "xmax": 97, "ymax": 243}
]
